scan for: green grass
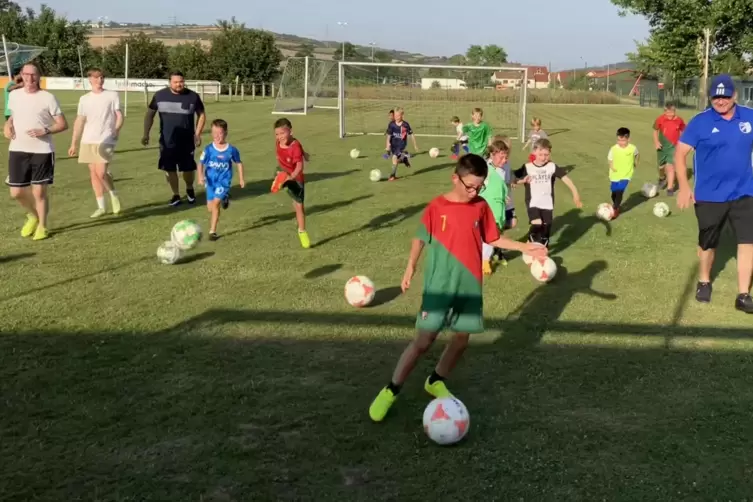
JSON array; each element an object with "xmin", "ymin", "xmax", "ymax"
[{"xmin": 2, "ymin": 94, "xmax": 753, "ymax": 501}]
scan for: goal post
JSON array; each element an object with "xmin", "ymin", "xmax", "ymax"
[
  {"xmin": 272, "ymin": 56, "xmax": 338, "ymax": 115},
  {"xmin": 337, "ymin": 61, "xmax": 528, "ymax": 141}
]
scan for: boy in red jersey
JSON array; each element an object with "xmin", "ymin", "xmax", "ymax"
[
  {"xmin": 652, "ymin": 103, "xmax": 686, "ymax": 194},
  {"xmin": 368, "ymin": 154, "xmax": 548, "ymax": 422},
  {"xmin": 271, "ymin": 117, "xmax": 310, "ymax": 248}
]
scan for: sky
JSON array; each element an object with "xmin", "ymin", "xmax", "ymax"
[{"xmin": 16, "ymin": 0, "xmax": 650, "ymax": 70}]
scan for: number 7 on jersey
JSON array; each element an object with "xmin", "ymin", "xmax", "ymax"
[{"xmin": 440, "ymin": 214, "xmax": 447, "ymax": 231}]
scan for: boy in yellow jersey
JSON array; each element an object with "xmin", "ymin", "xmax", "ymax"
[{"xmin": 607, "ymin": 127, "xmax": 639, "ymax": 219}]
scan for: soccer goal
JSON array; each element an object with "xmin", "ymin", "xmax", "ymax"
[
  {"xmin": 0, "ymin": 35, "xmax": 45, "ymax": 78},
  {"xmin": 337, "ymin": 62, "xmax": 528, "ymax": 141},
  {"xmin": 272, "ymin": 56, "xmax": 339, "ymax": 114}
]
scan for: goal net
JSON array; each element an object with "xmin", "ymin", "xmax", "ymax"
[
  {"xmin": 337, "ymin": 62, "xmax": 528, "ymax": 140},
  {"xmin": 0, "ymin": 38, "xmax": 45, "ymax": 77},
  {"xmin": 273, "ymin": 56, "xmax": 338, "ymax": 114}
]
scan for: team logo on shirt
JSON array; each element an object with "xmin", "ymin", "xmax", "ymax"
[{"xmin": 740, "ymin": 122, "xmax": 752, "ymax": 134}]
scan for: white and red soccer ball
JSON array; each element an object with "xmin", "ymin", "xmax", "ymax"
[
  {"xmin": 530, "ymin": 256, "xmax": 557, "ymax": 282},
  {"xmin": 344, "ymin": 275, "xmax": 375, "ymax": 307},
  {"xmin": 423, "ymin": 397, "xmax": 470, "ymax": 445}
]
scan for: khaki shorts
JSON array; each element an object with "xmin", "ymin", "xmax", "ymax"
[{"xmin": 78, "ymin": 143, "xmax": 114, "ymax": 165}]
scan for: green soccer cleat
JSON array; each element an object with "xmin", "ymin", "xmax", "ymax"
[
  {"xmin": 298, "ymin": 230, "xmax": 311, "ymax": 249},
  {"xmin": 424, "ymin": 377, "xmax": 452, "ymax": 399},
  {"xmin": 369, "ymin": 386, "xmax": 397, "ymax": 422},
  {"xmin": 20, "ymin": 214, "xmax": 38, "ymax": 237}
]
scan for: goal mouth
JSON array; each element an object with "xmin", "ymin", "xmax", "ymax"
[{"xmin": 0, "ymin": 39, "xmax": 46, "ymax": 76}]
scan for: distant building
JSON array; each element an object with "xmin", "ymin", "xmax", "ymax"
[{"xmin": 491, "ymin": 65, "xmax": 550, "ymax": 89}]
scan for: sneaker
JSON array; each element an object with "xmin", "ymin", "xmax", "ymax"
[
  {"xmin": 735, "ymin": 293, "xmax": 753, "ymax": 313},
  {"xmin": 450, "ymin": 154, "xmax": 458, "ymax": 160},
  {"xmin": 482, "ymin": 259, "xmax": 493, "ymax": 276},
  {"xmin": 298, "ymin": 230, "xmax": 311, "ymax": 249},
  {"xmin": 612, "ymin": 207, "xmax": 621, "ymax": 219},
  {"xmin": 169, "ymin": 194, "xmax": 181, "ymax": 206},
  {"xmin": 388, "ymin": 176, "xmax": 397, "ymax": 181},
  {"xmin": 270, "ymin": 172, "xmax": 288, "ymax": 193},
  {"xmin": 32, "ymin": 226, "xmax": 49, "ymax": 241},
  {"xmin": 403, "ymin": 155, "xmax": 411, "ymax": 168},
  {"xmin": 658, "ymin": 178, "xmax": 668, "ymax": 190},
  {"xmin": 424, "ymin": 376, "xmax": 452, "ymax": 399},
  {"xmin": 110, "ymin": 195, "xmax": 121, "ymax": 215},
  {"xmin": 221, "ymin": 195, "xmax": 230, "ymax": 210},
  {"xmin": 90, "ymin": 208, "xmax": 106, "ymax": 219},
  {"xmin": 209, "ymin": 232, "xmax": 219, "ymax": 242},
  {"xmin": 696, "ymin": 281, "xmax": 712, "ymax": 303},
  {"xmin": 667, "ymin": 189, "xmax": 676, "ymax": 196},
  {"xmin": 20, "ymin": 214, "xmax": 39, "ymax": 238},
  {"xmin": 368, "ymin": 386, "xmax": 397, "ymax": 422},
  {"xmin": 186, "ymin": 189, "xmax": 196, "ymax": 204}
]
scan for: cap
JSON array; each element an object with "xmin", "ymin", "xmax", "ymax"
[{"xmin": 709, "ymin": 74, "xmax": 735, "ymax": 98}]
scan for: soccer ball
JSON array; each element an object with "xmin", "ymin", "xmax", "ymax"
[
  {"xmin": 530, "ymin": 256, "xmax": 557, "ymax": 282},
  {"xmin": 344, "ymin": 275, "xmax": 375, "ymax": 307},
  {"xmin": 641, "ymin": 182, "xmax": 658, "ymax": 198},
  {"xmin": 157, "ymin": 241, "xmax": 182, "ymax": 265},
  {"xmin": 597, "ymin": 202, "xmax": 614, "ymax": 221},
  {"xmin": 521, "ymin": 242, "xmax": 545, "ymax": 266},
  {"xmin": 653, "ymin": 202, "xmax": 671, "ymax": 218},
  {"xmin": 171, "ymin": 220, "xmax": 202, "ymax": 250},
  {"xmin": 350, "ymin": 148, "xmax": 360, "ymax": 159},
  {"xmin": 369, "ymin": 169, "xmax": 382, "ymax": 182},
  {"xmin": 429, "ymin": 147, "xmax": 440, "ymax": 158},
  {"xmin": 423, "ymin": 397, "xmax": 470, "ymax": 445}
]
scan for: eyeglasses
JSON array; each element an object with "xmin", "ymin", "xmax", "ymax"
[{"xmin": 458, "ymin": 176, "xmax": 485, "ymax": 194}]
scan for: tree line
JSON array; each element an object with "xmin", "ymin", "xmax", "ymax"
[{"xmin": 0, "ymin": 5, "xmax": 281, "ymax": 85}]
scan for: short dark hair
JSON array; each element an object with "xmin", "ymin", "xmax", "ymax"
[
  {"xmin": 664, "ymin": 102, "xmax": 676, "ymax": 110},
  {"xmin": 451, "ymin": 116, "xmax": 460, "ymax": 123},
  {"xmin": 212, "ymin": 118, "xmax": 228, "ymax": 131},
  {"xmin": 22, "ymin": 62, "xmax": 40, "ymax": 75},
  {"xmin": 169, "ymin": 71, "xmax": 184, "ymax": 79},
  {"xmin": 87, "ymin": 67, "xmax": 104, "ymax": 77},
  {"xmin": 534, "ymin": 138, "xmax": 552, "ymax": 151},
  {"xmin": 274, "ymin": 117, "xmax": 292, "ymax": 129},
  {"xmin": 488, "ymin": 138, "xmax": 509, "ymax": 155},
  {"xmin": 617, "ymin": 127, "xmax": 630, "ymax": 137},
  {"xmin": 388, "ymin": 109, "xmax": 394, "ymax": 114},
  {"xmin": 455, "ymin": 153, "xmax": 488, "ymax": 178}
]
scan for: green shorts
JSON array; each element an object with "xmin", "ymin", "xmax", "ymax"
[
  {"xmin": 657, "ymin": 146, "xmax": 675, "ymax": 167},
  {"xmin": 415, "ymin": 291, "xmax": 484, "ymax": 334},
  {"xmin": 276, "ymin": 169, "xmax": 305, "ymax": 203}
]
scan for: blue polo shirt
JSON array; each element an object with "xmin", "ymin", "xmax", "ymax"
[{"xmin": 679, "ymin": 105, "xmax": 753, "ymax": 202}]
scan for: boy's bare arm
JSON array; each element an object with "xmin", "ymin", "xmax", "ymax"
[
  {"xmin": 411, "ymin": 134, "xmax": 418, "ymax": 151},
  {"xmin": 653, "ymin": 130, "xmax": 661, "ymax": 149},
  {"xmin": 197, "ymin": 162, "xmax": 205, "ymax": 184},
  {"xmin": 236, "ymin": 162, "xmax": 245, "ymax": 187},
  {"xmin": 561, "ymin": 175, "xmax": 582, "ymax": 207},
  {"xmin": 288, "ymin": 161, "xmax": 304, "ymax": 181}
]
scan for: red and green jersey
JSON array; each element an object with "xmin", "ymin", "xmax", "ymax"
[
  {"xmin": 654, "ymin": 115, "xmax": 686, "ymax": 149},
  {"xmin": 416, "ymin": 195, "xmax": 500, "ymax": 295}
]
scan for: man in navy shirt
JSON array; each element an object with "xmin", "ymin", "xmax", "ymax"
[
  {"xmin": 675, "ymin": 74, "xmax": 753, "ymax": 313},
  {"xmin": 142, "ymin": 71, "xmax": 206, "ymax": 206}
]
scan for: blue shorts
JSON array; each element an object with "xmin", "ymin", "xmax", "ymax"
[
  {"xmin": 389, "ymin": 145, "xmax": 406, "ymax": 157},
  {"xmin": 610, "ymin": 179, "xmax": 630, "ymax": 192},
  {"xmin": 206, "ymin": 182, "xmax": 231, "ymax": 202}
]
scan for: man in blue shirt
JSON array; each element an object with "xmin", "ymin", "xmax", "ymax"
[{"xmin": 675, "ymin": 74, "xmax": 753, "ymax": 313}]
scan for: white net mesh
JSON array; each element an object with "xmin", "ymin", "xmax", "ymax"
[
  {"xmin": 0, "ymin": 40, "xmax": 46, "ymax": 76},
  {"xmin": 273, "ymin": 57, "xmax": 338, "ymax": 114},
  {"xmin": 338, "ymin": 63, "xmax": 527, "ymax": 139}
]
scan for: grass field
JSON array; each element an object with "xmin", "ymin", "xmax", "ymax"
[{"xmin": 2, "ymin": 93, "xmax": 753, "ymax": 501}]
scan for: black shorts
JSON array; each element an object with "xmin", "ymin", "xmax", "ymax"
[
  {"xmin": 6, "ymin": 151, "xmax": 55, "ymax": 187},
  {"xmin": 695, "ymin": 197, "xmax": 753, "ymax": 250},
  {"xmin": 159, "ymin": 147, "xmax": 196, "ymax": 173},
  {"xmin": 526, "ymin": 207, "xmax": 553, "ymax": 225}
]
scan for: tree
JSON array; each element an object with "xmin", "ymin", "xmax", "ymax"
[
  {"xmin": 448, "ymin": 54, "xmax": 466, "ymax": 66},
  {"xmin": 103, "ymin": 33, "xmax": 169, "ymax": 79},
  {"xmin": 373, "ymin": 50, "xmax": 392, "ymax": 63},
  {"xmin": 208, "ymin": 21, "xmax": 282, "ymax": 84},
  {"xmin": 333, "ymin": 42, "xmax": 363, "ymax": 61},
  {"xmin": 294, "ymin": 43, "xmax": 314, "ymax": 58},
  {"xmin": 465, "ymin": 44, "xmax": 507, "ymax": 66},
  {"xmin": 169, "ymin": 41, "xmax": 209, "ymax": 80}
]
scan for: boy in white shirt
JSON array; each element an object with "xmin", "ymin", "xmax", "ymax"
[{"xmin": 450, "ymin": 116, "xmax": 469, "ymax": 159}]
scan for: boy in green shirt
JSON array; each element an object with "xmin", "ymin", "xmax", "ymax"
[
  {"xmin": 4, "ymin": 75, "xmax": 22, "ymax": 120},
  {"xmin": 481, "ymin": 138, "xmax": 509, "ymax": 275},
  {"xmin": 607, "ymin": 127, "xmax": 640, "ymax": 219},
  {"xmin": 462, "ymin": 107, "xmax": 493, "ymax": 156}
]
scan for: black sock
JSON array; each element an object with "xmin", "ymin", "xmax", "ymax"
[
  {"xmin": 428, "ymin": 370, "xmax": 445, "ymax": 385},
  {"xmin": 387, "ymin": 381, "xmax": 401, "ymax": 395},
  {"xmin": 541, "ymin": 224, "xmax": 551, "ymax": 248},
  {"xmin": 612, "ymin": 190, "xmax": 624, "ymax": 209},
  {"xmin": 529, "ymin": 224, "xmax": 544, "ymax": 245}
]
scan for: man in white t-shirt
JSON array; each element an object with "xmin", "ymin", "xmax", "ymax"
[
  {"xmin": 68, "ymin": 68, "xmax": 123, "ymax": 218},
  {"xmin": 3, "ymin": 63, "xmax": 68, "ymax": 241}
]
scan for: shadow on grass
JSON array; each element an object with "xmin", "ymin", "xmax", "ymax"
[
  {"xmin": 548, "ymin": 208, "xmax": 612, "ymax": 256},
  {"xmin": 178, "ymin": 251, "xmax": 215, "ymax": 264},
  {"xmin": 304, "ymin": 264, "xmax": 343, "ymax": 279},
  {"xmin": 620, "ymin": 190, "xmax": 650, "ymax": 215},
  {"xmin": 366, "ymin": 286, "xmax": 403, "ymax": 308},
  {"xmin": 409, "ymin": 162, "xmax": 455, "ymax": 177},
  {"xmin": 2, "ymin": 297, "xmax": 753, "ymax": 498},
  {"xmin": 0, "ymin": 252, "xmax": 36, "ymax": 264},
  {"xmin": 710, "ymin": 222, "xmax": 739, "ymax": 283},
  {"xmin": 314, "ymin": 203, "xmax": 425, "ymax": 247}
]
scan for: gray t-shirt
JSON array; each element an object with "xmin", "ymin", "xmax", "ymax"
[{"xmin": 528, "ymin": 129, "xmax": 548, "ymax": 151}]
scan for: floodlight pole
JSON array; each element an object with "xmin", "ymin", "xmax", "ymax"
[
  {"xmin": 124, "ymin": 42, "xmax": 129, "ymax": 117},
  {"xmin": 2, "ymin": 35, "xmax": 12, "ymax": 79}
]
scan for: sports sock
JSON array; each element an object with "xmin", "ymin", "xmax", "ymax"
[
  {"xmin": 529, "ymin": 224, "xmax": 543, "ymax": 245},
  {"xmin": 390, "ymin": 164, "xmax": 398, "ymax": 177},
  {"xmin": 96, "ymin": 197, "xmax": 105, "ymax": 209},
  {"xmin": 386, "ymin": 381, "xmax": 401, "ymax": 395},
  {"xmin": 428, "ymin": 370, "xmax": 445, "ymax": 385},
  {"xmin": 109, "ymin": 190, "xmax": 117, "ymax": 198},
  {"xmin": 612, "ymin": 190, "xmax": 624, "ymax": 208},
  {"xmin": 541, "ymin": 224, "xmax": 551, "ymax": 248}
]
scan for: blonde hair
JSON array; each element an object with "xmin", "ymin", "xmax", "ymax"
[
  {"xmin": 472, "ymin": 107, "xmax": 483, "ymax": 116},
  {"xmin": 492, "ymin": 134, "xmax": 512, "ymax": 151},
  {"xmin": 531, "ymin": 117, "xmax": 542, "ymax": 127},
  {"xmin": 534, "ymin": 138, "xmax": 552, "ymax": 151},
  {"xmin": 488, "ymin": 138, "xmax": 510, "ymax": 155},
  {"xmin": 394, "ymin": 107, "xmax": 404, "ymax": 114}
]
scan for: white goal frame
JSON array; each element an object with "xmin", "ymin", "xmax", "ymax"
[
  {"xmin": 272, "ymin": 56, "xmax": 339, "ymax": 115},
  {"xmin": 337, "ymin": 61, "xmax": 528, "ymax": 141}
]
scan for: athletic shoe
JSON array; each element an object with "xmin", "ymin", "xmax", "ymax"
[
  {"xmin": 735, "ymin": 293, "xmax": 753, "ymax": 313},
  {"xmin": 90, "ymin": 208, "xmax": 106, "ymax": 219},
  {"xmin": 298, "ymin": 230, "xmax": 311, "ymax": 249},
  {"xmin": 169, "ymin": 194, "xmax": 181, "ymax": 207},
  {"xmin": 271, "ymin": 172, "xmax": 288, "ymax": 193},
  {"xmin": 111, "ymin": 195, "xmax": 121, "ymax": 215},
  {"xmin": 696, "ymin": 282, "xmax": 712, "ymax": 303},
  {"xmin": 21, "ymin": 214, "xmax": 38, "ymax": 237},
  {"xmin": 658, "ymin": 178, "xmax": 668, "ymax": 190},
  {"xmin": 186, "ymin": 189, "xmax": 196, "ymax": 204},
  {"xmin": 424, "ymin": 377, "xmax": 452, "ymax": 399},
  {"xmin": 667, "ymin": 189, "xmax": 676, "ymax": 196},
  {"xmin": 482, "ymin": 260, "xmax": 493, "ymax": 276},
  {"xmin": 32, "ymin": 226, "xmax": 49, "ymax": 241},
  {"xmin": 368, "ymin": 387, "xmax": 397, "ymax": 422},
  {"xmin": 402, "ymin": 154, "xmax": 411, "ymax": 168},
  {"xmin": 612, "ymin": 207, "xmax": 621, "ymax": 219},
  {"xmin": 222, "ymin": 195, "xmax": 230, "ymax": 210},
  {"xmin": 209, "ymin": 232, "xmax": 219, "ymax": 242},
  {"xmin": 388, "ymin": 176, "xmax": 398, "ymax": 182}
]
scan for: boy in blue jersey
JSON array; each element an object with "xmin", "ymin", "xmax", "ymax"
[
  {"xmin": 198, "ymin": 118, "xmax": 245, "ymax": 241},
  {"xmin": 385, "ymin": 107, "xmax": 418, "ymax": 181}
]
